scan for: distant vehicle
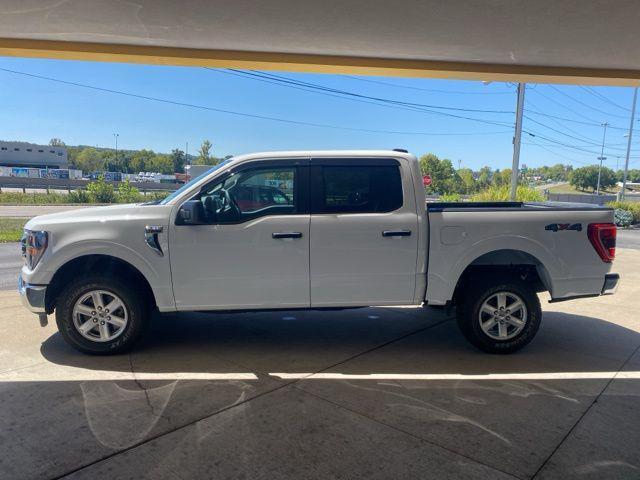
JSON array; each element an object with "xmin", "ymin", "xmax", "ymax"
[
  {"xmin": 19, "ymin": 150, "xmax": 619, "ymax": 355},
  {"xmin": 233, "ymin": 185, "xmax": 292, "ymax": 211}
]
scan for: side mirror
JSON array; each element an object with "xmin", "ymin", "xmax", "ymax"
[{"xmin": 177, "ymin": 200, "xmax": 206, "ymax": 225}]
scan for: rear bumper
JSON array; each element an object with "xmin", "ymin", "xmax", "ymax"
[
  {"xmin": 601, "ymin": 273, "xmax": 619, "ymax": 295},
  {"xmin": 548, "ymin": 273, "xmax": 619, "ymax": 303},
  {"xmin": 18, "ymin": 275, "xmax": 47, "ymax": 314}
]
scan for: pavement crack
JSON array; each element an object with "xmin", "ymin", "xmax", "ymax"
[
  {"xmin": 296, "ymin": 386, "xmax": 524, "ymax": 480},
  {"xmin": 128, "ymin": 353, "xmax": 161, "ymax": 419}
]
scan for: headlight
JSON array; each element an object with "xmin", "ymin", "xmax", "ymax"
[{"xmin": 22, "ymin": 230, "xmax": 48, "ymax": 270}]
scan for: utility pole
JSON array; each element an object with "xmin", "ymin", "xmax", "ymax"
[
  {"xmin": 596, "ymin": 122, "xmax": 609, "ymax": 195},
  {"xmin": 186, "ymin": 141, "xmax": 189, "ymax": 179},
  {"xmin": 510, "ymin": 83, "xmax": 526, "ymax": 201},
  {"xmin": 622, "ymin": 87, "xmax": 638, "ymax": 200},
  {"xmin": 113, "ymin": 133, "xmax": 119, "ymax": 171}
]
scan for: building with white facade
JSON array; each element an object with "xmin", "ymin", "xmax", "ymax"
[{"xmin": 0, "ymin": 141, "xmax": 68, "ymax": 169}]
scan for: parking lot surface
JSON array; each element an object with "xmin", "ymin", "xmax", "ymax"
[{"xmin": 1, "ymin": 249, "xmax": 639, "ymax": 480}]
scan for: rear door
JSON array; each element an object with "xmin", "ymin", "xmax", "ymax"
[{"xmin": 309, "ymin": 157, "xmax": 419, "ymax": 306}]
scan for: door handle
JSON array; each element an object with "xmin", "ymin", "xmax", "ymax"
[
  {"xmin": 382, "ymin": 230, "xmax": 411, "ymax": 237},
  {"xmin": 272, "ymin": 232, "xmax": 303, "ymax": 239}
]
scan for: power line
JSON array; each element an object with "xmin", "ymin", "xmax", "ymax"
[
  {"xmin": 523, "ymin": 114, "xmax": 630, "ymax": 152},
  {"xmin": 224, "ymin": 69, "xmax": 516, "ymax": 114},
  {"xmin": 216, "ymin": 68, "xmax": 639, "ymax": 157},
  {"xmin": 206, "ymin": 68, "xmax": 516, "ymax": 129},
  {"xmin": 523, "ymin": 140, "xmax": 595, "ymax": 165},
  {"xmin": 579, "ymin": 86, "xmax": 630, "ymax": 112},
  {"xmin": 548, "ymin": 85, "xmax": 630, "ymax": 119},
  {"xmin": 0, "ymin": 66, "xmax": 512, "ymax": 137},
  {"xmin": 529, "ymin": 89, "xmax": 624, "ymax": 127},
  {"xmin": 522, "ymin": 127, "xmax": 633, "ymax": 159},
  {"xmin": 526, "ymin": 105, "xmax": 628, "ymax": 131},
  {"xmin": 339, "ymin": 74, "xmax": 514, "ymax": 94}
]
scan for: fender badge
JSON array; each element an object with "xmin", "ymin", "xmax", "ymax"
[{"xmin": 545, "ymin": 223, "xmax": 582, "ymax": 232}]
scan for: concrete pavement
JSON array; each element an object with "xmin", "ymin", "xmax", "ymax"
[
  {"xmin": 617, "ymin": 228, "xmax": 640, "ymax": 250},
  {"xmin": 0, "ymin": 242, "xmax": 21, "ymax": 290},
  {"xmin": 0, "ymin": 205, "xmax": 91, "ymax": 217},
  {"xmin": 1, "ymin": 249, "xmax": 638, "ymax": 479}
]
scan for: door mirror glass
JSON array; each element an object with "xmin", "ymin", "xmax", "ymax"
[{"xmin": 177, "ymin": 199, "xmax": 207, "ymax": 225}]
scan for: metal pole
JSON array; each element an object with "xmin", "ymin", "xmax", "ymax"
[
  {"xmin": 596, "ymin": 122, "xmax": 609, "ymax": 195},
  {"xmin": 510, "ymin": 82, "xmax": 526, "ymax": 201},
  {"xmin": 113, "ymin": 133, "xmax": 119, "ymax": 171},
  {"xmin": 622, "ymin": 87, "xmax": 638, "ymax": 200}
]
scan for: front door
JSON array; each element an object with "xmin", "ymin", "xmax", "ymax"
[
  {"xmin": 309, "ymin": 158, "xmax": 419, "ymax": 306},
  {"xmin": 170, "ymin": 161, "xmax": 310, "ymax": 310}
]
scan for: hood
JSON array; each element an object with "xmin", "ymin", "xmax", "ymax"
[{"xmin": 25, "ymin": 203, "xmax": 172, "ymax": 231}]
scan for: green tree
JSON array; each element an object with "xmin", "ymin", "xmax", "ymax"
[
  {"xmin": 147, "ymin": 154, "xmax": 173, "ymax": 174},
  {"xmin": 87, "ymin": 176, "xmax": 116, "ymax": 203},
  {"xmin": 171, "ymin": 148, "xmax": 186, "ymax": 173},
  {"xmin": 75, "ymin": 147, "xmax": 105, "ymax": 173},
  {"xmin": 49, "ymin": 138, "xmax": 66, "ymax": 147},
  {"xmin": 457, "ymin": 168, "xmax": 476, "ymax": 193},
  {"xmin": 492, "ymin": 168, "xmax": 512, "ymax": 187},
  {"xmin": 117, "ymin": 179, "xmax": 140, "ymax": 203},
  {"xmin": 570, "ymin": 165, "xmax": 616, "ymax": 191},
  {"xmin": 130, "ymin": 149, "xmax": 156, "ymax": 172},
  {"xmin": 478, "ymin": 166, "xmax": 492, "ymax": 187},
  {"xmin": 196, "ymin": 140, "xmax": 212, "ymax": 165},
  {"xmin": 419, "ymin": 153, "xmax": 462, "ymax": 194}
]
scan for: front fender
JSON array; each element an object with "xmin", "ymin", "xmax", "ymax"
[{"xmin": 23, "ymin": 238, "xmax": 175, "ymax": 312}]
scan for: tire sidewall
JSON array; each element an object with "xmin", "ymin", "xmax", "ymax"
[
  {"xmin": 460, "ymin": 280, "xmax": 541, "ymax": 354},
  {"xmin": 55, "ymin": 277, "xmax": 146, "ymax": 354}
]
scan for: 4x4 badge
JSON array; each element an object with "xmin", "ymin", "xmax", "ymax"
[{"xmin": 545, "ymin": 223, "xmax": 582, "ymax": 232}]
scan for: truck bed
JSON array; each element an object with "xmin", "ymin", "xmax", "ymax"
[{"xmin": 424, "ymin": 200, "xmax": 615, "ymax": 305}]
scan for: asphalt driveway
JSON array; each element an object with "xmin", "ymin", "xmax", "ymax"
[{"xmin": 1, "ymin": 248, "xmax": 639, "ymax": 479}]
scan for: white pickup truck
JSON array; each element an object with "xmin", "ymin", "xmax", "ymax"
[{"xmin": 19, "ymin": 150, "xmax": 619, "ymax": 355}]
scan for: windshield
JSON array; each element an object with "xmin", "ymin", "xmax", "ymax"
[{"xmin": 159, "ymin": 158, "xmax": 235, "ymax": 205}]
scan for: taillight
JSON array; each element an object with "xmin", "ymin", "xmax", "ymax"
[{"xmin": 587, "ymin": 223, "xmax": 616, "ymax": 263}]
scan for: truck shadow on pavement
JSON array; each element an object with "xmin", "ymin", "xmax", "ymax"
[{"xmin": 40, "ymin": 307, "xmax": 639, "ymax": 376}]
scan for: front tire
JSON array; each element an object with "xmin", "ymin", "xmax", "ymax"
[
  {"xmin": 55, "ymin": 275, "xmax": 149, "ymax": 355},
  {"xmin": 456, "ymin": 277, "xmax": 541, "ymax": 354}
]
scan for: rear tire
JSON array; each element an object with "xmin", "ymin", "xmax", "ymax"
[
  {"xmin": 456, "ymin": 277, "xmax": 541, "ymax": 354},
  {"xmin": 55, "ymin": 275, "xmax": 149, "ymax": 355}
]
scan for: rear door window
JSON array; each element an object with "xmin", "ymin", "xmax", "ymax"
[{"xmin": 313, "ymin": 164, "xmax": 403, "ymax": 213}]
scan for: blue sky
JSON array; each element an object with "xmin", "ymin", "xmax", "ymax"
[{"xmin": 0, "ymin": 56, "xmax": 638, "ymax": 171}]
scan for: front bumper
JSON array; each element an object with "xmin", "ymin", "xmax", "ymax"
[
  {"xmin": 18, "ymin": 275, "xmax": 47, "ymax": 314},
  {"xmin": 601, "ymin": 273, "xmax": 619, "ymax": 295}
]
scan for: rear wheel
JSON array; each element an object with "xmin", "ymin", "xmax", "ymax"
[
  {"xmin": 55, "ymin": 276, "xmax": 149, "ymax": 355},
  {"xmin": 456, "ymin": 278, "xmax": 541, "ymax": 354}
]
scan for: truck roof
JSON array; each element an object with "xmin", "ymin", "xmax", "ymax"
[{"xmin": 229, "ymin": 149, "xmax": 417, "ymax": 164}]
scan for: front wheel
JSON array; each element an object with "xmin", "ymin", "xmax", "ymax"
[
  {"xmin": 55, "ymin": 276, "xmax": 149, "ymax": 355},
  {"xmin": 456, "ymin": 278, "xmax": 541, "ymax": 354}
]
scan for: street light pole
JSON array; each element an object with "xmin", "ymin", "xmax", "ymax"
[
  {"xmin": 596, "ymin": 122, "xmax": 609, "ymax": 195},
  {"xmin": 510, "ymin": 82, "xmax": 526, "ymax": 201},
  {"xmin": 622, "ymin": 87, "xmax": 638, "ymax": 200},
  {"xmin": 113, "ymin": 133, "xmax": 119, "ymax": 171}
]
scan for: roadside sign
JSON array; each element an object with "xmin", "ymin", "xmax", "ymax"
[{"xmin": 422, "ymin": 175, "xmax": 432, "ymax": 187}]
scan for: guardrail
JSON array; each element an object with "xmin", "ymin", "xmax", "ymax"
[{"xmin": 0, "ymin": 176, "xmax": 179, "ymax": 193}]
